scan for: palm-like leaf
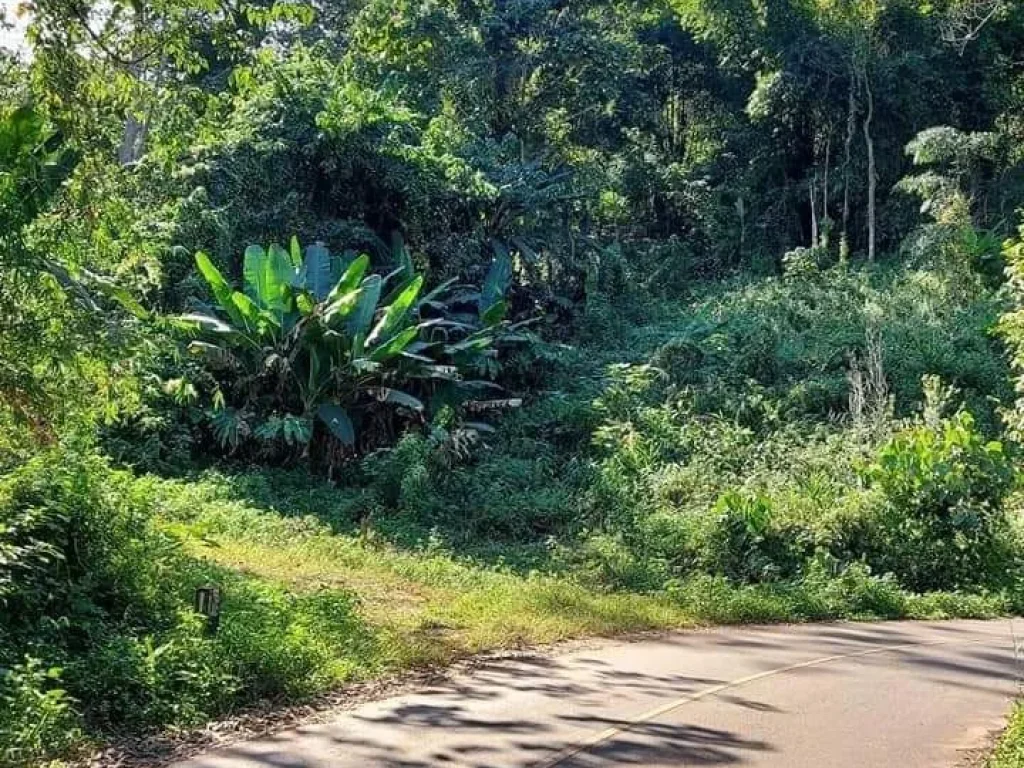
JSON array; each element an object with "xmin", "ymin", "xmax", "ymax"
[
  {"xmin": 482, "ymin": 241, "xmax": 513, "ymax": 317},
  {"xmin": 327, "ymin": 254, "xmax": 370, "ymax": 304},
  {"xmin": 346, "ymin": 274, "xmax": 382, "ymax": 337},
  {"xmin": 317, "ymin": 403, "xmax": 355, "ymax": 445},
  {"xmin": 244, "ymin": 244, "xmax": 293, "ymax": 315},
  {"xmin": 298, "ymin": 243, "xmax": 336, "ymax": 300},
  {"xmin": 369, "ymin": 326, "xmax": 420, "ymax": 362},
  {"xmin": 367, "ymin": 275, "xmax": 423, "ymax": 347},
  {"xmin": 196, "ymin": 252, "xmax": 246, "ymax": 327}
]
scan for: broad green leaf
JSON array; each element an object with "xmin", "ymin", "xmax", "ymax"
[
  {"xmin": 351, "ymin": 331, "xmax": 366, "ymax": 359},
  {"xmin": 324, "ymin": 289, "xmax": 362, "ymax": 325},
  {"xmin": 196, "ymin": 252, "xmax": 245, "ymax": 327},
  {"xmin": 367, "ymin": 275, "xmax": 423, "ymax": 346},
  {"xmin": 369, "ymin": 326, "xmax": 419, "ymax": 362},
  {"xmin": 371, "ymin": 388, "xmax": 424, "ymax": 412},
  {"xmin": 244, "ymin": 244, "xmax": 294, "ymax": 313},
  {"xmin": 480, "ymin": 299, "xmax": 508, "ymax": 326},
  {"xmin": 327, "ymin": 253, "xmax": 370, "ymax": 304},
  {"xmin": 242, "ymin": 245, "xmax": 266, "ymax": 300},
  {"xmin": 345, "ymin": 274, "xmax": 382, "ymax": 337},
  {"xmin": 299, "ymin": 243, "xmax": 335, "ymax": 300},
  {"xmin": 289, "ymin": 236, "xmax": 303, "ymax": 268},
  {"xmin": 481, "ymin": 242, "xmax": 512, "ymax": 316},
  {"xmin": 317, "ymin": 404, "xmax": 355, "ymax": 445},
  {"xmin": 267, "ymin": 244, "xmax": 297, "ymax": 311},
  {"xmin": 391, "ymin": 231, "xmax": 413, "ymax": 281},
  {"xmin": 231, "ymin": 291, "xmax": 262, "ymax": 330}
]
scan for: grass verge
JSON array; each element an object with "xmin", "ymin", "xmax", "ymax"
[
  {"xmin": 150, "ymin": 469, "xmax": 1012, "ymax": 672},
  {"xmin": 988, "ymin": 704, "xmax": 1024, "ymax": 768}
]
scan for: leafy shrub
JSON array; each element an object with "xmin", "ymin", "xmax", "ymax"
[
  {"xmin": 0, "ymin": 450, "xmax": 375, "ymax": 762},
  {"xmin": 696, "ymin": 491, "xmax": 809, "ymax": 583},
  {"xmin": 781, "ymin": 245, "xmax": 830, "ymax": 278},
  {"xmin": 998, "ymin": 219, "xmax": 1024, "ymax": 441},
  {"xmin": 856, "ymin": 410, "xmax": 1016, "ymax": 591},
  {"xmin": 178, "ymin": 237, "xmax": 520, "ymax": 468},
  {"xmin": 0, "ymin": 659, "xmax": 81, "ymax": 767},
  {"xmin": 0, "ymin": 450, "xmax": 183, "ymax": 645},
  {"xmin": 0, "ymin": 450, "xmax": 189, "ymax": 759},
  {"xmin": 643, "ymin": 266, "xmax": 1009, "ymax": 428}
]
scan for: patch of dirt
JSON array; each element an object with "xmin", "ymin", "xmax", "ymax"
[{"xmin": 956, "ymin": 718, "xmax": 1010, "ymax": 768}]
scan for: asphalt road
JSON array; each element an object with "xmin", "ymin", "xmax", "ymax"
[{"xmin": 175, "ymin": 619, "xmax": 1022, "ymax": 768}]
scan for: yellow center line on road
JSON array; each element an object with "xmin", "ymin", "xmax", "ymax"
[{"xmin": 536, "ymin": 625, "xmax": 1017, "ymax": 767}]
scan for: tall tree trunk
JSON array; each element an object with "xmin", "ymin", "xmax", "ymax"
[
  {"xmin": 118, "ymin": 115, "xmax": 148, "ymax": 165},
  {"xmin": 117, "ymin": 6, "xmax": 152, "ymax": 166},
  {"xmin": 841, "ymin": 71, "xmax": 856, "ymax": 259},
  {"xmin": 822, "ymin": 134, "xmax": 831, "ymax": 249},
  {"xmin": 810, "ymin": 172, "xmax": 819, "ymax": 247},
  {"xmin": 736, "ymin": 196, "xmax": 746, "ymax": 262},
  {"xmin": 862, "ymin": 65, "xmax": 876, "ymax": 263}
]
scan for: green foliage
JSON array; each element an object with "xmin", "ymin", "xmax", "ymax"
[
  {"xmin": 2, "ymin": 0, "xmax": 1024, "ymax": 759},
  {"xmin": 699, "ymin": 491, "xmax": 807, "ymax": 584},
  {"xmin": 0, "ymin": 449, "xmax": 377, "ymax": 763},
  {"xmin": 0, "ymin": 658, "xmax": 81, "ymax": 767},
  {"xmin": 858, "ymin": 410, "xmax": 1016, "ymax": 591},
  {"xmin": 997, "ymin": 220, "xmax": 1024, "ymax": 441},
  {"xmin": 987, "ymin": 702, "xmax": 1024, "ymax": 768},
  {"xmin": 781, "ymin": 246, "xmax": 831, "ymax": 278},
  {"xmin": 178, "ymin": 238, "xmax": 515, "ymax": 466}
]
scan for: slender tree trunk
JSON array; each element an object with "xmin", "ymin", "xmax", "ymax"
[
  {"xmin": 810, "ymin": 172, "xmax": 819, "ymax": 247},
  {"xmin": 862, "ymin": 65, "xmax": 876, "ymax": 263},
  {"xmin": 118, "ymin": 115, "xmax": 148, "ymax": 165},
  {"xmin": 822, "ymin": 134, "xmax": 831, "ymax": 249},
  {"xmin": 736, "ymin": 196, "xmax": 746, "ymax": 261},
  {"xmin": 841, "ymin": 71, "xmax": 856, "ymax": 259},
  {"xmin": 117, "ymin": 6, "xmax": 153, "ymax": 166}
]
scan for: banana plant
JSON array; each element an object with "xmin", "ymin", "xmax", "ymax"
[
  {"xmin": 179, "ymin": 238, "xmax": 464, "ymax": 454},
  {"xmin": 415, "ymin": 240, "xmax": 533, "ymax": 383}
]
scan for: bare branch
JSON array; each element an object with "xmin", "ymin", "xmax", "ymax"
[{"xmin": 940, "ymin": 0, "xmax": 1005, "ymax": 55}]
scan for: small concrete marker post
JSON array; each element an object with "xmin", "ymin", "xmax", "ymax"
[{"xmin": 194, "ymin": 585, "xmax": 222, "ymax": 635}]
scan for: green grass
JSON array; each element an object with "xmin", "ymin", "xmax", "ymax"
[
  {"xmin": 147, "ymin": 468, "xmax": 1012, "ymax": 674},
  {"xmin": 989, "ymin": 703, "xmax": 1024, "ymax": 767}
]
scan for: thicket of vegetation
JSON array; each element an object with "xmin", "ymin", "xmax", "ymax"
[{"xmin": 2, "ymin": 0, "xmax": 1024, "ymax": 763}]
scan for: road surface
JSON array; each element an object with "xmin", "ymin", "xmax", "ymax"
[{"xmin": 175, "ymin": 619, "xmax": 1021, "ymax": 768}]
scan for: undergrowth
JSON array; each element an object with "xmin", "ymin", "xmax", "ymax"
[
  {"xmin": 3, "ymin": 263, "xmax": 1023, "ymax": 766},
  {"xmin": 988, "ymin": 703, "xmax": 1024, "ymax": 768}
]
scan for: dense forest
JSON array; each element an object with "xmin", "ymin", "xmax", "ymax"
[{"xmin": 3, "ymin": 0, "xmax": 1024, "ymax": 763}]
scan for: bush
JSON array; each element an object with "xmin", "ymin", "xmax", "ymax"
[
  {"xmin": 856, "ymin": 410, "xmax": 1016, "ymax": 591},
  {"xmin": 174, "ymin": 238, "xmax": 517, "ymax": 469},
  {"xmin": 695, "ymin": 490, "xmax": 809, "ymax": 583},
  {"xmin": 0, "ymin": 450, "xmax": 184, "ymax": 648},
  {"xmin": 0, "ymin": 659, "xmax": 82, "ymax": 767},
  {"xmin": 0, "ymin": 450, "xmax": 375, "ymax": 763}
]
